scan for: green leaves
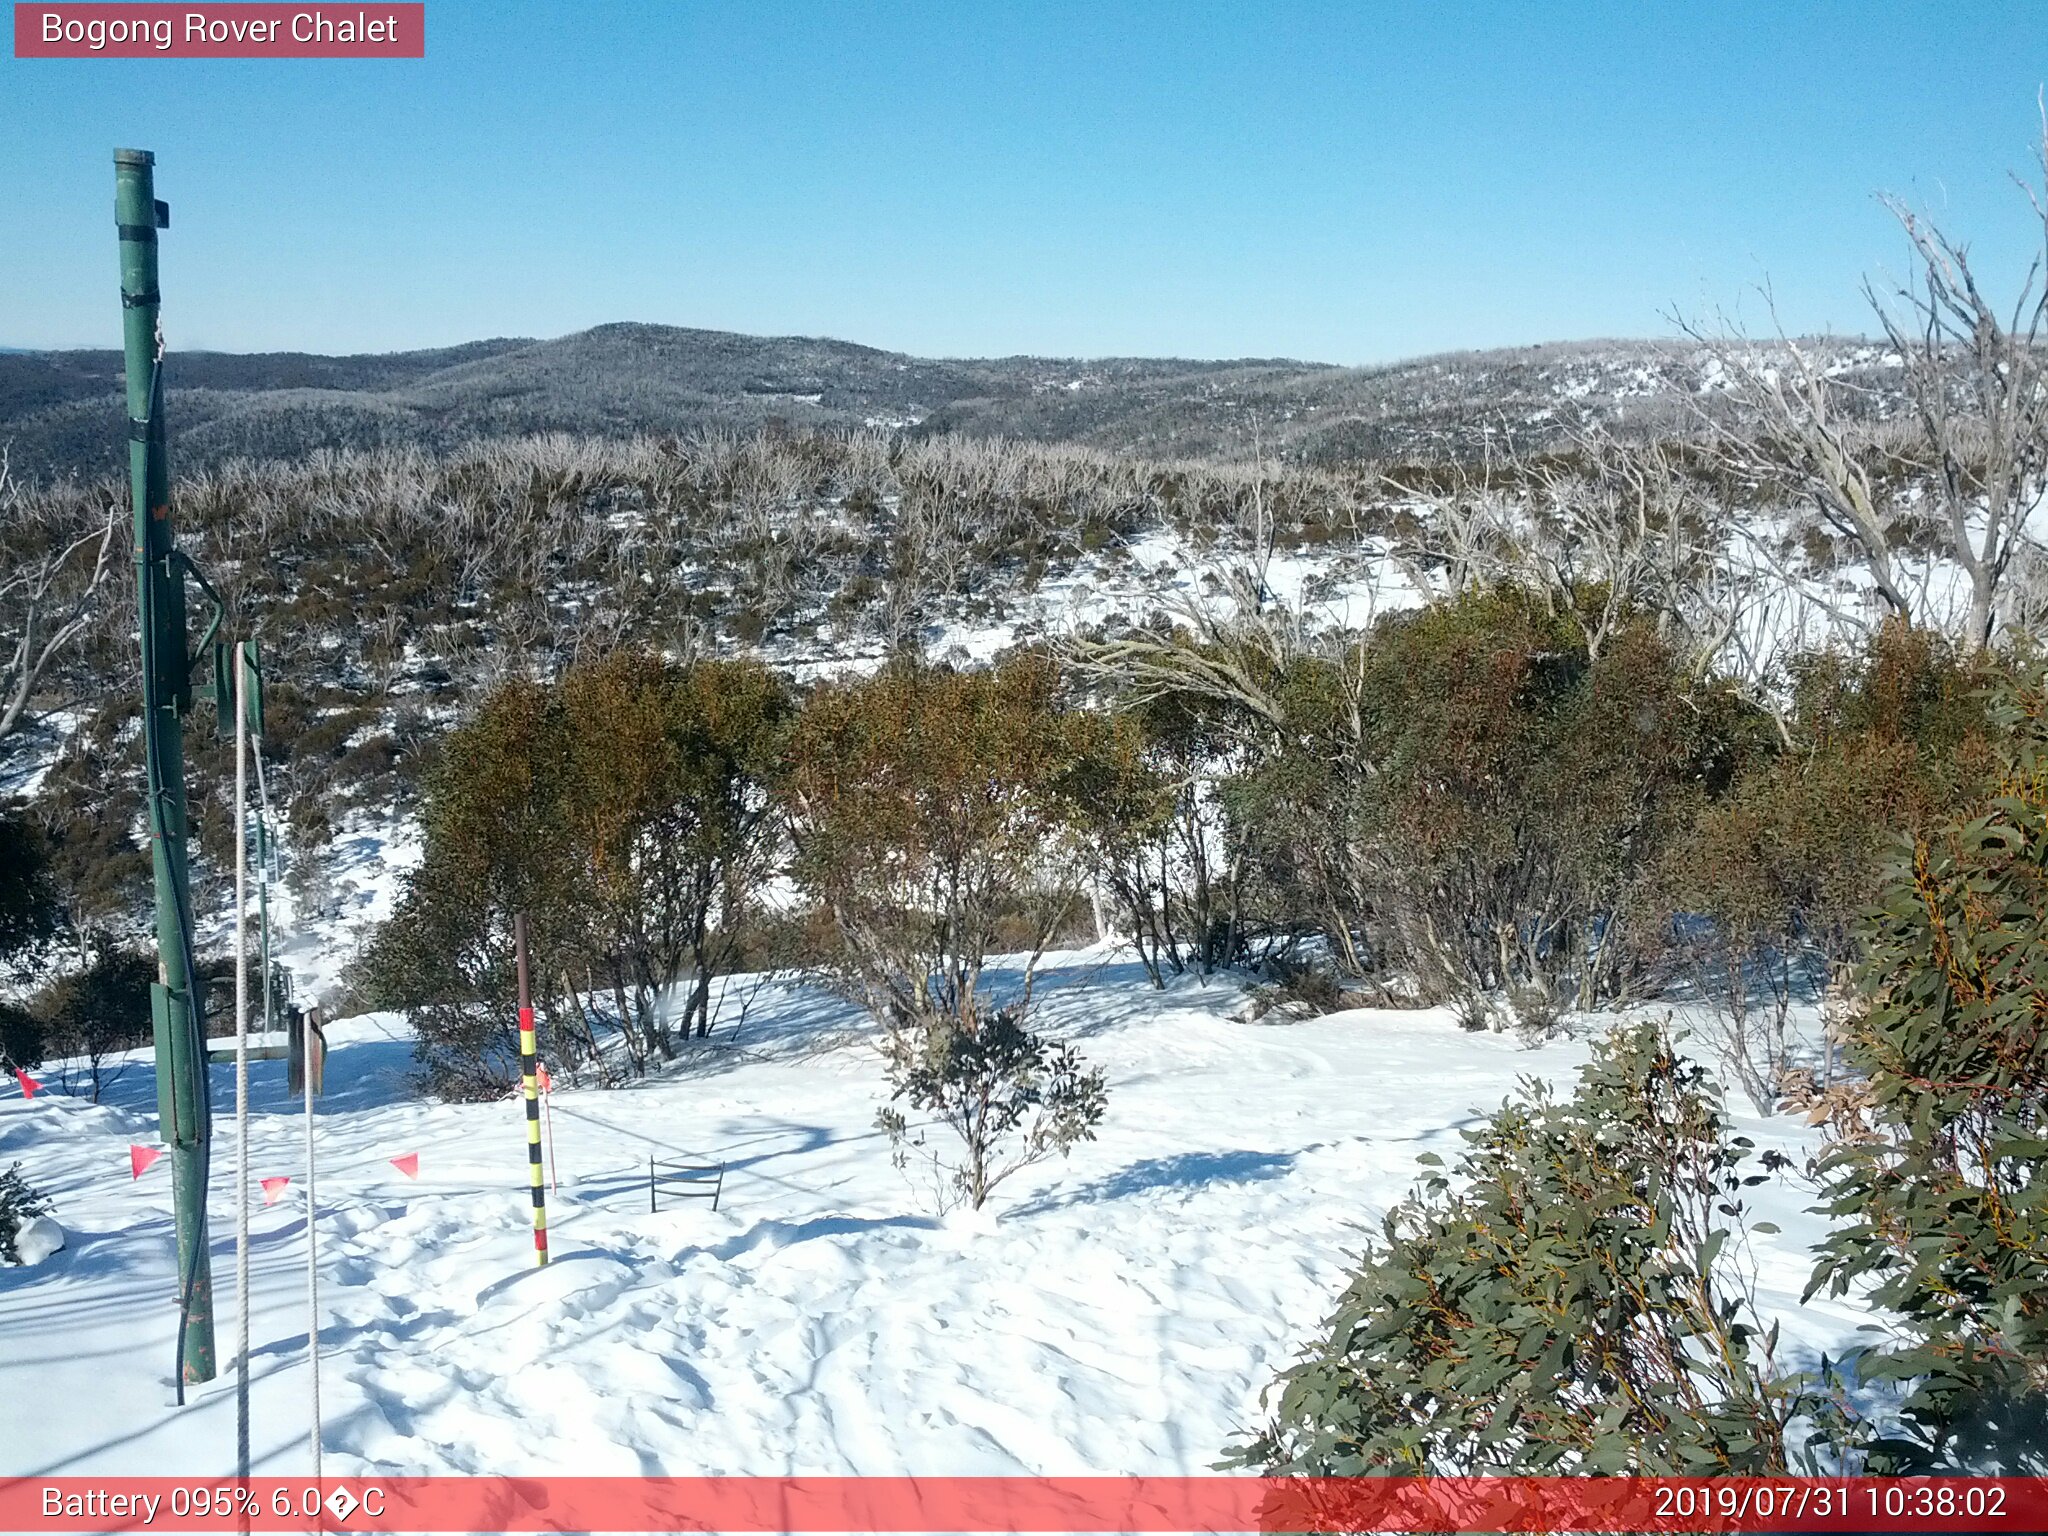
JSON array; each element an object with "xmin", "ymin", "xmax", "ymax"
[
  {"xmin": 1803, "ymin": 666, "xmax": 2048, "ymax": 1473},
  {"xmin": 1227, "ymin": 1019, "xmax": 1813, "ymax": 1477},
  {"xmin": 783, "ymin": 653, "xmax": 1091, "ymax": 1034},
  {"xmin": 366, "ymin": 651, "xmax": 790, "ymax": 1094},
  {"xmin": 875, "ymin": 1008, "xmax": 1108, "ymax": 1212},
  {"xmin": 0, "ymin": 1162, "xmax": 54, "ymax": 1265}
]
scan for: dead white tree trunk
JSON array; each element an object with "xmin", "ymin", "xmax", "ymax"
[
  {"xmin": 1685, "ymin": 118, "xmax": 2048, "ymax": 650},
  {"xmin": 0, "ymin": 450, "xmax": 122, "ymax": 744},
  {"xmin": 1867, "ymin": 180, "xmax": 2048, "ymax": 648}
]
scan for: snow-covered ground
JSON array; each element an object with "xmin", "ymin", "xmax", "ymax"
[{"xmin": 0, "ymin": 951, "xmax": 1876, "ymax": 1480}]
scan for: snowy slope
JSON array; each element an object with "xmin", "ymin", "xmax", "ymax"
[{"xmin": 0, "ymin": 952, "xmax": 1875, "ymax": 1481}]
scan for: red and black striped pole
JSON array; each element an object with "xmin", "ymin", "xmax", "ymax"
[{"xmin": 514, "ymin": 914, "xmax": 548, "ymax": 1267}]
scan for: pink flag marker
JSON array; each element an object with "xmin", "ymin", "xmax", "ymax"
[
  {"xmin": 130, "ymin": 1145, "xmax": 163, "ymax": 1180},
  {"xmin": 390, "ymin": 1152, "xmax": 420, "ymax": 1179},
  {"xmin": 12, "ymin": 1069, "xmax": 40, "ymax": 1098},
  {"xmin": 261, "ymin": 1176, "xmax": 292, "ymax": 1205}
]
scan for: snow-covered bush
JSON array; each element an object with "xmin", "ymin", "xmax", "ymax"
[
  {"xmin": 0, "ymin": 1162, "xmax": 53, "ymax": 1265},
  {"xmin": 1230, "ymin": 1019, "xmax": 1815, "ymax": 1475},
  {"xmin": 875, "ymin": 1008, "xmax": 1107, "ymax": 1213}
]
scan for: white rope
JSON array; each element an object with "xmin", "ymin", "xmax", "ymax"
[
  {"xmin": 249, "ymin": 711, "xmax": 320, "ymax": 1474},
  {"xmin": 304, "ymin": 1004, "xmax": 321, "ymax": 1477},
  {"xmin": 252, "ymin": 743, "xmax": 278, "ymax": 1034},
  {"xmin": 233, "ymin": 650, "xmax": 251, "ymax": 1488}
]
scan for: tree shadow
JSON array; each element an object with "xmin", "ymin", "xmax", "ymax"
[{"xmin": 1011, "ymin": 1147, "xmax": 1297, "ymax": 1215}]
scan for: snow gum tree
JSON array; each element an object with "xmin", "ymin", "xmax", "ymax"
[
  {"xmin": 558, "ymin": 652, "xmax": 789, "ymax": 1048},
  {"xmin": 363, "ymin": 676, "xmax": 578, "ymax": 1097},
  {"xmin": 1063, "ymin": 688, "xmax": 1245, "ymax": 985},
  {"xmin": 781, "ymin": 652, "xmax": 1088, "ymax": 1033},
  {"xmin": 781, "ymin": 652, "xmax": 1109, "ymax": 1210},
  {"xmin": 365, "ymin": 653, "xmax": 788, "ymax": 1095}
]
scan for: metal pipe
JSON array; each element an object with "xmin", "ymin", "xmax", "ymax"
[
  {"xmin": 304, "ymin": 1005, "xmax": 322, "ymax": 1478},
  {"xmin": 117, "ymin": 146, "xmax": 216, "ymax": 1391},
  {"xmin": 234, "ymin": 641, "xmax": 251, "ymax": 1482}
]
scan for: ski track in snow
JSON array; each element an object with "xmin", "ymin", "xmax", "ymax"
[{"xmin": 0, "ymin": 952, "xmax": 1876, "ymax": 1478}]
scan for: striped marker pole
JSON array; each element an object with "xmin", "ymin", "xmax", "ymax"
[{"xmin": 514, "ymin": 914, "xmax": 548, "ymax": 1267}]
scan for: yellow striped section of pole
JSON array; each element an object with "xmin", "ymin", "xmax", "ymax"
[{"xmin": 514, "ymin": 914, "xmax": 548, "ymax": 1266}]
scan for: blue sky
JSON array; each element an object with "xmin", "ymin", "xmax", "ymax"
[{"xmin": 5, "ymin": 1, "xmax": 2048, "ymax": 361}]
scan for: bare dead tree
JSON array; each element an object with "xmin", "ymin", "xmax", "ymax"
[
  {"xmin": 1683, "ymin": 318, "xmax": 1915, "ymax": 637},
  {"xmin": 0, "ymin": 448, "xmax": 122, "ymax": 744},
  {"xmin": 1061, "ymin": 563, "xmax": 1342, "ymax": 743},
  {"xmin": 1380, "ymin": 446, "xmax": 1520, "ymax": 604},
  {"xmin": 1500, "ymin": 427, "xmax": 1711, "ymax": 659},
  {"xmin": 1683, "ymin": 120, "xmax": 2048, "ymax": 650},
  {"xmin": 1383, "ymin": 423, "xmax": 1748, "ymax": 669},
  {"xmin": 1864, "ymin": 177, "xmax": 2048, "ymax": 647}
]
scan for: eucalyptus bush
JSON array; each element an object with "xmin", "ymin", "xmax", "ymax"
[
  {"xmin": 1230, "ymin": 1019, "xmax": 1815, "ymax": 1474},
  {"xmin": 875, "ymin": 1007, "xmax": 1108, "ymax": 1213},
  {"xmin": 1805, "ymin": 671, "xmax": 2048, "ymax": 1474}
]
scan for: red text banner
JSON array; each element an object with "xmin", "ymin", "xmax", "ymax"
[
  {"xmin": 13, "ymin": 5, "xmax": 424, "ymax": 58},
  {"xmin": 6, "ymin": 1476, "xmax": 2048, "ymax": 1533}
]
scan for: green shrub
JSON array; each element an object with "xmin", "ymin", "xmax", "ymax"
[
  {"xmin": 875, "ymin": 1007, "xmax": 1108, "ymax": 1213},
  {"xmin": 1064, "ymin": 689, "xmax": 1244, "ymax": 985},
  {"xmin": 1662, "ymin": 622, "xmax": 1996, "ymax": 1111},
  {"xmin": 782, "ymin": 653, "xmax": 1088, "ymax": 1033},
  {"xmin": 0, "ymin": 1163, "xmax": 52, "ymax": 1265},
  {"xmin": 1230, "ymin": 1019, "xmax": 1813, "ymax": 1474},
  {"xmin": 0, "ymin": 1001, "xmax": 42, "ymax": 1074},
  {"xmin": 1222, "ymin": 588, "xmax": 1758, "ymax": 1010},
  {"xmin": 365, "ymin": 652, "xmax": 789, "ymax": 1096},
  {"xmin": 1247, "ymin": 954, "xmax": 1346, "ymax": 1021},
  {"xmin": 362, "ymin": 675, "xmax": 569, "ymax": 1099},
  {"xmin": 34, "ymin": 946, "xmax": 153, "ymax": 1103},
  {"xmin": 1805, "ymin": 670, "xmax": 2048, "ymax": 1473},
  {"xmin": 0, "ymin": 811, "xmax": 61, "ymax": 977}
]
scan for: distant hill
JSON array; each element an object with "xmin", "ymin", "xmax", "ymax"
[{"xmin": 0, "ymin": 322, "xmax": 1891, "ymax": 481}]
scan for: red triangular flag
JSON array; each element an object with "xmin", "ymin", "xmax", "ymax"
[
  {"xmin": 261, "ymin": 1176, "xmax": 291, "ymax": 1205},
  {"xmin": 130, "ymin": 1144, "xmax": 163, "ymax": 1179},
  {"xmin": 13, "ymin": 1069, "xmax": 40, "ymax": 1098},
  {"xmin": 390, "ymin": 1152, "xmax": 419, "ymax": 1179}
]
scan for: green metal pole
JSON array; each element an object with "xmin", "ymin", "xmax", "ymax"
[{"xmin": 117, "ymin": 147, "xmax": 216, "ymax": 1390}]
